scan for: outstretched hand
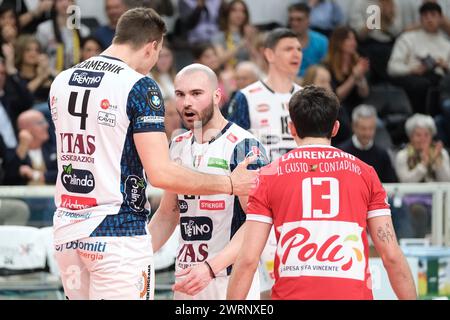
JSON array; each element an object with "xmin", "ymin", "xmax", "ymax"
[{"xmin": 230, "ymin": 155, "xmax": 259, "ymax": 196}]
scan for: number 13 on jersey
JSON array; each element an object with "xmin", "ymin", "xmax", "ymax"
[{"xmin": 302, "ymin": 177, "xmax": 339, "ymax": 219}]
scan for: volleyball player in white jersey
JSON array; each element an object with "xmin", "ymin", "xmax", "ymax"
[
  {"xmin": 228, "ymin": 28, "xmax": 303, "ymax": 161},
  {"xmin": 227, "ymin": 28, "xmax": 303, "ymax": 295},
  {"xmin": 149, "ymin": 64, "xmax": 268, "ymax": 300},
  {"xmin": 50, "ymin": 8, "xmax": 257, "ymax": 300}
]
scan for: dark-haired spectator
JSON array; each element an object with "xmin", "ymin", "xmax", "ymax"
[
  {"xmin": 213, "ymin": 0, "xmax": 255, "ymax": 70},
  {"xmin": 349, "ymin": 0, "xmax": 406, "ymax": 83},
  {"xmin": 80, "ymin": 36, "xmax": 103, "ymax": 61},
  {"xmin": 302, "ymin": 64, "xmax": 352, "ymax": 145},
  {"xmin": 15, "ymin": 35, "xmax": 53, "ymax": 106},
  {"xmin": 402, "ymin": 0, "xmax": 450, "ymax": 37},
  {"xmin": 192, "ymin": 42, "xmax": 234, "ymax": 106},
  {"xmin": 298, "ymin": 0, "xmax": 344, "ymax": 37},
  {"xmin": 36, "ymin": 0, "xmax": 90, "ymax": 75},
  {"xmin": 178, "ymin": 0, "xmax": 222, "ymax": 45},
  {"xmin": 1, "ymin": 0, "xmax": 52, "ymax": 34},
  {"xmin": 0, "ymin": 58, "xmax": 33, "ymax": 143},
  {"xmin": 0, "ymin": 4, "xmax": 19, "ymax": 47},
  {"xmin": 288, "ymin": 3, "xmax": 328, "ymax": 77},
  {"xmin": 388, "ymin": 2, "xmax": 450, "ymax": 114},
  {"xmin": 93, "ymin": 0, "xmax": 128, "ymax": 49},
  {"xmin": 324, "ymin": 27, "xmax": 370, "ymax": 121}
]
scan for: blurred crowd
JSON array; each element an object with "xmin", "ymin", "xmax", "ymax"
[{"xmin": 0, "ymin": 0, "xmax": 449, "ymax": 240}]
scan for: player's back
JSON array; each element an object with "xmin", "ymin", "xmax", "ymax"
[
  {"xmin": 251, "ymin": 145, "xmax": 390, "ymax": 299},
  {"xmin": 50, "ymin": 55, "xmax": 165, "ymax": 245}
]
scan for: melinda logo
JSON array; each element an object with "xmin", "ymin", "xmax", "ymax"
[
  {"xmin": 207, "ymin": 158, "xmax": 228, "ymax": 170},
  {"xmin": 199, "ymin": 200, "xmax": 225, "ymax": 211},
  {"xmin": 61, "ymin": 164, "xmax": 95, "ymax": 194},
  {"xmin": 61, "ymin": 195, "xmax": 97, "ymax": 210},
  {"xmin": 69, "ymin": 70, "xmax": 104, "ymax": 88}
]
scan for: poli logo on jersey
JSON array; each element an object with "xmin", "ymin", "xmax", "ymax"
[{"xmin": 147, "ymin": 90, "xmax": 162, "ymax": 111}]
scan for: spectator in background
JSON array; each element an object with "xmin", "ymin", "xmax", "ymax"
[
  {"xmin": 178, "ymin": 0, "xmax": 222, "ymax": 45},
  {"xmin": 302, "ymin": 64, "xmax": 351, "ymax": 145},
  {"xmin": 80, "ymin": 36, "xmax": 103, "ymax": 62},
  {"xmin": 248, "ymin": 31, "xmax": 269, "ymax": 77},
  {"xmin": 388, "ymin": 2, "xmax": 450, "ymax": 114},
  {"xmin": 339, "ymin": 104, "xmax": 398, "ymax": 183},
  {"xmin": 93, "ymin": 0, "xmax": 128, "ymax": 49},
  {"xmin": 298, "ymin": 0, "xmax": 344, "ymax": 37},
  {"xmin": 2, "ymin": 0, "xmax": 52, "ymax": 34},
  {"xmin": 0, "ymin": 58, "xmax": 33, "ymax": 145},
  {"xmin": 16, "ymin": 110, "xmax": 57, "ymax": 185},
  {"xmin": 15, "ymin": 35, "xmax": 53, "ymax": 107},
  {"xmin": 435, "ymin": 74, "xmax": 450, "ymax": 148},
  {"xmin": 36, "ymin": 0, "xmax": 90, "ymax": 75},
  {"xmin": 402, "ymin": 0, "xmax": 450, "ymax": 37},
  {"xmin": 323, "ymin": 27, "xmax": 370, "ymax": 138},
  {"xmin": 349, "ymin": 0, "xmax": 405, "ymax": 83},
  {"xmin": 396, "ymin": 113, "xmax": 450, "ymax": 183},
  {"xmin": 213, "ymin": 0, "xmax": 255, "ymax": 70},
  {"xmin": 288, "ymin": 3, "xmax": 328, "ymax": 78},
  {"xmin": 0, "ymin": 4, "xmax": 19, "ymax": 47},
  {"xmin": 396, "ymin": 113, "xmax": 450, "ymax": 237},
  {"xmin": 150, "ymin": 42, "xmax": 181, "ymax": 140},
  {"xmin": 192, "ymin": 42, "xmax": 234, "ymax": 107},
  {"xmin": 222, "ymin": 60, "xmax": 261, "ymax": 118},
  {"xmin": 0, "ymin": 134, "xmax": 30, "ymax": 225}
]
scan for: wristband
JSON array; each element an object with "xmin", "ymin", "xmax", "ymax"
[{"xmin": 228, "ymin": 175, "xmax": 233, "ymax": 195}]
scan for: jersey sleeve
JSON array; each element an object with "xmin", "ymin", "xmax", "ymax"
[
  {"xmin": 246, "ymin": 173, "xmax": 273, "ymax": 225},
  {"xmin": 127, "ymin": 76, "xmax": 165, "ymax": 133},
  {"xmin": 367, "ymin": 166, "xmax": 391, "ymax": 219},
  {"xmin": 229, "ymin": 138, "xmax": 269, "ymax": 172},
  {"xmin": 227, "ymin": 91, "xmax": 251, "ymax": 130}
]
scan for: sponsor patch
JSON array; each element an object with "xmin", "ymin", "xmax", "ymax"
[
  {"xmin": 97, "ymin": 111, "xmax": 116, "ymax": 127},
  {"xmin": 257, "ymin": 104, "xmax": 270, "ymax": 112},
  {"xmin": 180, "ymin": 216, "xmax": 213, "ymax": 241},
  {"xmin": 227, "ymin": 133, "xmax": 238, "ymax": 143},
  {"xmin": 124, "ymin": 175, "xmax": 146, "ymax": 212},
  {"xmin": 178, "ymin": 200, "xmax": 188, "ymax": 213},
  {"xmin": 61, "ymin": 195, "xmax": 97, "ymax": 210},
  {"xmin": 61, "ymin": 164, "xmax": 95, "ymax": 194},
  {"xmin": 136, "ymin": 116, "xmax": 165, "ymax": 124},
  {"xmin": 69, "ymin": 70, "xmax": 104, "ymax": 88},
  {"xmin": 199, "ymin": 200, "xmax": 225, "ymax": 211},
  {"xmin": 207, "ymin": 157, "xmax": 228, "ymax": 170},
  {"xmin": 147, "ymin": 90, "xmax": 162, "ymax": 110}
]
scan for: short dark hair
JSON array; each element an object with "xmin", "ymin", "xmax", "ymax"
[
  {"xmin": 191, "ymin": 42, "xmax": 215, "ymax": 60},
  {"xmin": 289, "ymin": 86, "xmax": 340, "ymax": 139},
  {"xmin": 288, "ymin": 3, "xmax": 311, "ymax": 16},
  {"xmin": 264, "ymin": 28, "xmax": 298, "ymax": 49},
  {"xmin": 419, "ymin": 2, "xmax": 442, "ymax": 16},
  {"xmin": 113, "ymin": 7, "xmax": 166, "ymax": 49}
]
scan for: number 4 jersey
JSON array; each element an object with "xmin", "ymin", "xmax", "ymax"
[
  {"xmin": 247, "ymin": 145, "xmax": 391, "ymax": 300},
  {"xmin": 50, "ymin": 55, "xmax": 165, "ymax": 245}
]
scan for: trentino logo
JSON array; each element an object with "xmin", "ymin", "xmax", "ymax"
[{"xmin": 69, "ymin": 70, "xmax": 104, "ymax": 88}]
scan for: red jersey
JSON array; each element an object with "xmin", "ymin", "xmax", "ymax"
[{"xmin": 247, "ymin": 145, "xmax": 391, "ymax": 300}]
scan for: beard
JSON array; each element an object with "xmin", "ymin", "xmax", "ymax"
[{"xmin": 178, "ymin": 99, "xmax": 215, "ymax": 130}]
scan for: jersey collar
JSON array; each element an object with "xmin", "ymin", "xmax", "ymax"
[{"xmin": 191, "ymin": 121, "xmax": 233, "ymax": 145}]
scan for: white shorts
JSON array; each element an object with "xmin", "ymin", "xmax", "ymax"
[
  {"xmin": 173, "ymin": 271, "xmax": 260, "ymax": 300},
  {"xmin": 54, "ymin": 234, "xmax": 154, "ymax": 300}
]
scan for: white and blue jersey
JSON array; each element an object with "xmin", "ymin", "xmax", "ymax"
[
  {"xmin": 50, "ymin": 55, "xmax": 165, "ymax": 245},
  {"xmin": 170, "ymin": 122, "xmax": 268, "ymax": 277}
]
